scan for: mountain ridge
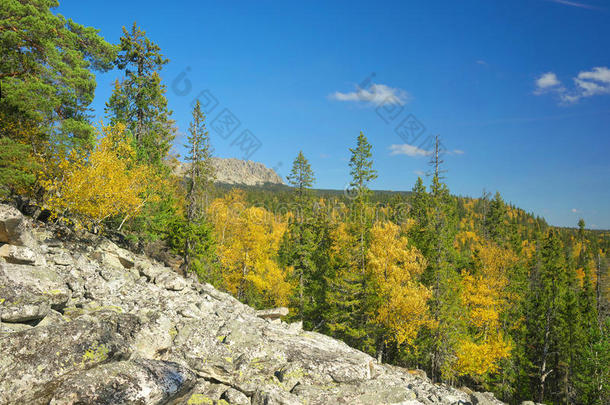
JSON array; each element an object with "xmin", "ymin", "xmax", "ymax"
[{"xmin": 173, "ymin": 157, "xmax": 284, "ymax": 186}]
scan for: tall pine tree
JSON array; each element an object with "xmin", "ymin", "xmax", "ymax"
[{"xmin": 105, "ymin": 22, "xmax": 175, "ymax": 167}]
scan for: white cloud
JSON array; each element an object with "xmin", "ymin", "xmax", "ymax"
[
  {"xmin": 578, "ymin": 66, "xmax": 610, "ymax": 83},
  {"xmin": 571, "ymin": 208, "xmax": 581, "ymax": 213},
  {"xmin": 389, "ymin": 144, "xmax": 431, "ymax": 157},
  {"xmin": 534, "ymin": 67, "xmax": 610, "ymax": 103},
  {"xmin": 330, "ymin": 83, "xmax": 409, "ymax": 106},
  {"xmin": 451, "ymin": 149, "xmax": 465, "ymax": 155},
  {"xmin": 548, "ymin": 0, "xmax": 600, "ymax": 10},
  {"xmin": 535, "ymin": 72, "xmax": 562, "ymax": 91},
  {"xmin": 414, "ymin": 170, "xmax": 426, "ymax": 176}
]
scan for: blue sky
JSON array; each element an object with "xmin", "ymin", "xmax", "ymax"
[{"xmin": 56, "ymin": 0, "xmax": 610, "ymax": 229}]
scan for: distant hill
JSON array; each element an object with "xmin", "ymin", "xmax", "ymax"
[{"xmin": 173, "ymin": 157, "xmax": 284, "ymax": 186}]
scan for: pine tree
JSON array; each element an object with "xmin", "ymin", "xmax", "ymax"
[
  {"xmin": 106, "ymin": 22, "xmax": 175, "ymax": 167},
  {"xmin": 1, "ymin": 0, "xmax": 116, "ymax": 154},
  {"xmin": 0, "ymin": 138, "xmax": 39, "ymax": 198}
]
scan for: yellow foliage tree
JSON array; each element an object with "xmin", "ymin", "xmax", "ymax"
[
  {"xmin": 456, "ymin": 243, "xmax": 514, "ymax": 376},
  {"xmin": 42, "ymin": 124, "xmax": 155, "ymax": 230},
  {"xmin": 208, "ymin": 190, "xmax": 291, "ymax": 307},
  {"xmin": 367, "ymin": 221, "xmax": 433, "ymax": 347}
]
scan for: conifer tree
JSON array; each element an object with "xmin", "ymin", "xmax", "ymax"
[
  {"xmin": 416, "ymin": 136, "xmax": 464, "ymax": 383},
  {"xmin": 325, "ymin": 132, "xmax": 378, "ymax": 354},
  {"xmin": 486, "ymin": 192, "xmax": 508, "ymax": 244},
  {"xmin": 348, "ymin": 131, "xmax": 378, "ymax": 274},
  {"xmin": 1, "ymin": 0, "xmax": 116, "ymax": 159},
  {"xmin": 525, "ymin": 230, "xmax": 569, "ymax": 403},
  {"xmin": 106, "ymin": 22, "xmax": 175, "ymax": 167},
  {"xmin": 286, "ymin": 151, "xmax": 315, "ymax": 207},
  {"xmin": 0, "ymin": 138, "xmax": 39, "ymax": 198},
  {"xmin": 181, "ymin": 100, "xmax": 215, "ymax": 275},
  {"xmin": 280, "ymin": 151, "xmax": 318, "ymax": 321}
]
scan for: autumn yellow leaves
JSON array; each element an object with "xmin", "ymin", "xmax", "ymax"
[
  {"xmin": 41, "ymin": 124, "xmax": 161, "ymax": 230},
  {"xmin": 208, "ymin": 190, "xmax": 290, "ymax": 307}
]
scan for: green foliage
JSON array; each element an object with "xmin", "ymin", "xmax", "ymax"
[
  {"xmin": 105, "ymin": 22, "xmax": 175, "ymax": 167},
  {"xmin": 286, "ymin": 151, "xmax": 315, "ymax": 205},
  {"xmin": 486, "ymin": 192, "xmax": 508, "ymax": 244},
  {"xmin": 0, "ymin": 138, "xmax": 39, "ymax": 198},
  {"xmin": 167, "ymin": 217, "xmax": 219, "ymax": 284},
  {"xmin": 0, "ymin": 0, "xmax": 116, "ymax": 149},
  {"xmin": 348, "ymin": 131, "xmax": 378, "ymax": 202}
]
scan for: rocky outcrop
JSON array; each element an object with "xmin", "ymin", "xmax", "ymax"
[
  {"xmin": 173, "ymin": 158, "xmax": 284, "ymax": 186},
  {"xmin": 0, "ymin": 204, "xmax": 505, "ymax": 405}
]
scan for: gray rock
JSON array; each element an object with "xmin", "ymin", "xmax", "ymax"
[
  {"xmin": 256, "ymin": 306, "xmax": 290, "ymax": 320},
  {"xmin": 0, "ymin": 244, "xmax": 42, "ymax": 265},
  {"xmin": 0, "ymin": 204, "xmax": 36, "ymax": 247},
  {"xmin": 221, "ymin": 387, "xmax": 250, "ymax": 405},
  {"xmin": 0, "ymin": 312, "xmax": 141, "ymax": 403},
  {"xmin": 48, "ymin": 359, "xmax": 196, "ymax": 405},
  {"xmin": 472, "ymin": 391, "xmax": 501, "ymax": 405},
  {"xmin": 174, "ymin": 157, "xmax": 284, "ymax": 186},
  {"xmin": 0, "ymin": 262, "xmax": 70, "ymax": 322}
]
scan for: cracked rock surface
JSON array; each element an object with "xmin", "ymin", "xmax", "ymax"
[{"xmin": 0, "ymin": 204, "xmax": 504, "ymax": 405}]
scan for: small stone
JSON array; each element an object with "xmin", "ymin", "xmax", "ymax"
[
  {"xmin": 256, "ymin": 307, "xmax": 289, "ymax": 320},
  {"xmin": 220, "ymin": 387, "xmax": 250, "ymax": 405},
  {"xmin": 0, "ymin": 244, "xmax": 41, "ymax": 265}
]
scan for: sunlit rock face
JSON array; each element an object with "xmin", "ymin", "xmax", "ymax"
[{"xmin": 173, "ymin": 157, "xmax": 284, "ymax": 186}]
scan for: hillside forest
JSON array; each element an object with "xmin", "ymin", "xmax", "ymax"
[{"xmin": 1, "ymin": 2, "xmax": 608, "ymax": 404}]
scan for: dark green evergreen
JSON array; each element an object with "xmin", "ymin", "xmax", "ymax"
[{"xmin": 105, "ymin": 22, "xmax": 175, "ymax": 167}]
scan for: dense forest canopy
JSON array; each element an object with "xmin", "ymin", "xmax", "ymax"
[{"xmin": 1, "ymin": 2, "xmax": 608, "ymax": 404}]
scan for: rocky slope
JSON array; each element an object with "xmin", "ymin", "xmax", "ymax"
[
  {"xmin": 173, "ymin": 158, "xmax": 284, "ymax": 186},
  {"xmin": 0, "ymin": 204, "xmax": 507, "ymax": 405}
]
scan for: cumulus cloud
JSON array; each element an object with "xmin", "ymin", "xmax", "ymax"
[
  {"xmin": 330, "ymin": 83, "xmax": 409, "ymax": 106},
  {"xmin": 389, "ymin": 144, "xmax": 431, "ymax": 157},
  {"xmin": 534, "ymin": 67, "xmax": 610, "ymax": 103},
  {"xmin": 535, "ymin": 72, "xmax": 562, "ymax": 91}
]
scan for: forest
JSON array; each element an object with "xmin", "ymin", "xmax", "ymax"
[{"xmin": 1, "ymin": 2, "xmax": 608, "ymax": 404}]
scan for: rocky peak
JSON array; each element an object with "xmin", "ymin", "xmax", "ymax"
[
  {"xmin": 173, "ymin": 157, "xmax": 284, "ymax": 186},
  {"xmin": 0, "ymin": 204, "xmax": 510, "ymax": 405}
]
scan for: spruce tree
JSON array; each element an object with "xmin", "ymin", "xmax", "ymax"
[
  {"xmin": 286, "ymin": 151, "xmax": 315, "ymax": 207},
  {"xmin": 280, "ymin": 151, "xmax": 318, "ymax": 322},
  {"xmin": 348, "ymin": 131, "xmax": 378, "ymax": 273},
  {"xmin": 325, "ymin": 131, "xmax": 378, "ymax": 354},
  {"xmin": 486, "ymin": 192, "xmax": 508, "ymax": 244},
  {"xmin": 525, "ymin": 230, "xmax": 570, "ymax": 403},
  {"xmin": 181, "ymin": 100, "xmax": 215, "ymax": 277},
  {"xmin": 413, "ymin": 136, "xmax": 464, "ymax": 383},
  {"xmin": 106, "ymin": 22, "xmax": 175, "ymax": 167}
]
